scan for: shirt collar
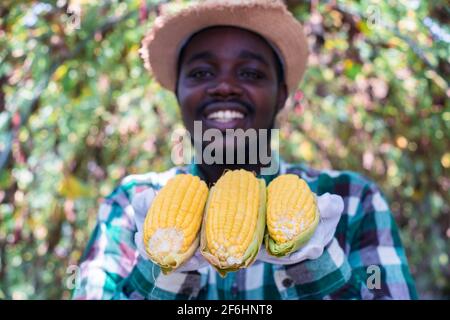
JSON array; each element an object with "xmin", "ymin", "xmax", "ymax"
[{"xmin": 187, "ymin": 152, "xmax": 285, "ymax": 185}]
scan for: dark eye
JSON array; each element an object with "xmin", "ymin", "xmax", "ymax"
[
  {"xmin": 188, "ymin": 69, "xmax": 214, "ymax": 79},
  {"xmin": 239, "ymin": 69, "xmax": 265, "ymax": 80}
]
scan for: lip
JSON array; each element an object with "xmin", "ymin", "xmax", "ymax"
[{"xmin": 200, "ymin": 102, "xmax": 252, "ymax": 131}]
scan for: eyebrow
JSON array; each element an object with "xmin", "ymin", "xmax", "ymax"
[
  {"xmin": 238, "ymin": 50, "xmax": 269, "ymax": 67},
  {"xmin": 184, "ymin": 50, "xmax": 270, "ymax": 66},
  {"xmin": 186, "ymin": 51, "xmax": 214, "ymax": 65}
]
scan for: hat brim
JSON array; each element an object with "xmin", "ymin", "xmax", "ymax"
[{"xmin": 140, "ymin": 1, "xmax": 309, "ymax": 95}]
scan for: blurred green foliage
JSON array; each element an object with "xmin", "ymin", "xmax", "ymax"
[{"xmin": 0, "ymin": 0, "xmax": 448, "ymax": 299}]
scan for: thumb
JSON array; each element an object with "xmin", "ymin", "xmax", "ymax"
[
  {"xmin": 132, "ymin": 188, "xmax": 157, "ymax": 230},
  {"xmin": 317, "ymin": 193, "xmax": 344, "ymax": 219}
]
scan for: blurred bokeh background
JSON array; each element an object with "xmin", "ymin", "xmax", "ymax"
[{"xmin": 0, "ymin": 0, "xmax": 449, "ymax": 299}]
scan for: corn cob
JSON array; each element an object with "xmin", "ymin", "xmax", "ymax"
[
  {"xmin": 200, "ymin": 169, "xmax": 266, "ymax": 277},
  {"xmin": 265, "ymin": 174, "xmax": 320, "ymax": 257},
  {"xmin": 143, "ymin": 174, "xmax": 208, "ymax": 274}
]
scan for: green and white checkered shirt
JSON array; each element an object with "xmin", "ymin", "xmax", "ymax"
[{"xmin": 72, "ymin": 160, "xmax": 417, "ymax": 300}]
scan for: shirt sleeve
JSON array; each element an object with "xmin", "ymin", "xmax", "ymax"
[
  {"xmin": 72, "ymin": 189, "xmax": 138, "ymax": 300},
  {"xmin": 327, "ymin": 182, "xmax": 418, "ymax": 299},
  {"xmin": 271, "ymin": 179, "xmax": 417, "ymax": 300},
  {"xmin": 72, "ymin": 182, "xmax": 208, "ymax": 300}
]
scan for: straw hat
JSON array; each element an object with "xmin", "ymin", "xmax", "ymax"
[{"xmin": 140, "ymin": 0, "xmax": 309, "ymax": 95}]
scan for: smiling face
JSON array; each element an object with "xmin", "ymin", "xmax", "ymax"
[{"xmin": 176, "ymin": 26, "xmax": 287, "ymax": 138}]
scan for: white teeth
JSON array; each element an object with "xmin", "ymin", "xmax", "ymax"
[{"xmin": 207, "ymin": 110, "xmax": 245, "ymax": 122}]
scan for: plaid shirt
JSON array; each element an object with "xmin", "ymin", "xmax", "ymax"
[{"xmin": 72, "ymin": 160, "xmax": 417, "ymax": 300}]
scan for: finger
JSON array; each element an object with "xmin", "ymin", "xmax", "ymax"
[
  {"xmin": 177, "ymin": 253, "xmax": 209, "ymax": 272},
  {"xmin": 317, "ymin": 193, "xmax": 344, "ymax": 219},
  {"xmin": 134, "ymin": 230, "xmax": 149, "ymax": 258},
  {"xmin": 132, "ymin": 188, "xmax": 157, "ymax": 227}
]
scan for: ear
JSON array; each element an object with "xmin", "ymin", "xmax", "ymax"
[
  {"xmin": 174, "ymin": 77, "xmax": 180, "ymax": 101},
  {"xmin": 276, "ymin": 82, "xmax": 288, "ymax": 112},
  {"xmin": 175, "ymin": 89, "xmax": 180, "ymax": 104}
]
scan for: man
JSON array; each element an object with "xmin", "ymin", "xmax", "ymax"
[{"xmin": 73, "ymin": 0, "xmax": 417, "ymax": 300}]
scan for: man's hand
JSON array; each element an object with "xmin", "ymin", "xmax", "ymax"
[
  {"xmin": 257, "ymin": 192, "xmax": 344, "ymax": 264},
  {"xmin": 132, "ymin": 188, "xmax": 209, "ymax": 272},
  {"xmin": 133, "ymin": 188, "xmax": 344, "ymax": 269}
]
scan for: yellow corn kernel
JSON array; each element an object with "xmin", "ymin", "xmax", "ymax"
[
  {"xmin": 143, "ymin": 174, "xmax": 208, "ymax": 273},
  {"xmin": 200, "ymin": 169, "xmax": 266, "ymax": 276},
  {"xmin": 265, "ymin": 174, "xmax": 320, "ymax": 257}
]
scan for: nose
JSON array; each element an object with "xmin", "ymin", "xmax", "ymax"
[{"xmin": 206, "ymin": 76, "xmax": 243, "ymax": 99}]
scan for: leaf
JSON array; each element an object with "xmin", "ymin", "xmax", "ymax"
[
  {"xmin": 53, "ymin": 65, "xmax": 68, "ymax": 82},
  {"xmin": 57, "ymin": 175, "xmax": 92, "ymax": 199},
  {"xmin": 357, "ymin": 20, "xmax": 372, "ymax": 36},
  {"xmin": 344, "ymin": 59, "xmax": 362, "ymax": 80}
]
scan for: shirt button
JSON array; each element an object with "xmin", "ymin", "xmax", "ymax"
[
  {"xmin": 231, "ymin": 284, "xmax": 238, "ymax": 296},
  {"xmin": 282, "ymin": 277, "xmax": 294, "ymax": 288}
]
